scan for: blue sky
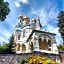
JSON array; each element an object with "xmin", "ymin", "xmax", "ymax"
[{"xmin": 0, "ymin": 0, "xmax": 64, "ymax": 45}]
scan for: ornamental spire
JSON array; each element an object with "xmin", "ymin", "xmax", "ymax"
[{"xmin": 38, "ymin": 16, "xmax": 42, "ymax": 28}]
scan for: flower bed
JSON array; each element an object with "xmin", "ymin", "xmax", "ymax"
[{"xmin": 20, "ymin": 56, "xmax": 57, "ymax": 64}]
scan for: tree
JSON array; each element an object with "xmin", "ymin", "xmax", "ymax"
[
  {"xmin": 7, "ymin": 35, "xmax": 15, "ymax": 53},
  {"xmin": 0, "ymin": 44, "xmax": 9, "ymax": 54},
  {"xmin": 57, "ymin": 44, "xmax": 64, "ymax": 51},
  {"xmin": 0, "ymin": 0, "xmax": 10, "ymax": 21},
  {"xmin": 0, "ymin": 35, "xmax": 15, "ymax": 54},
  {"xmin": 57, "ymin": 11, "xmax": 64, "ymax": 43}
]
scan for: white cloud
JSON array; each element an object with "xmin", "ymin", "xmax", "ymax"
[
  {"xmin": 30, "ymin": 8, "xmax": 48, "ymax": 26},
  {"xmin": 0, "ymin": 37, "xmax": 8, "ymax": 44},
  {"xmin": 3, "ymin": 30, "xmax": 12, "ymax": 38},
  {"xmin": 30, "ymin": 6, "xmax": 61, "ymax": 45},
  {"xmin": 46, "ymin": 24, "xmax": 63, "ymax": 44},
  {"xmin": 0, "ymin": 28, "xmax": 12, "ymax": 44},
  {"xmin": 52, "ymin": 27, "xmax": 59, "ymax": 34},
  {"xmin": 48, "ymin": 7, "xmax": 58, "ymax": 19},
  {"xmin": 47, "ymin": 25, "xmax": 59, "ymax": 34},
  {"xmin": 20, "ymin": 0, "xmax": 28, "ymax": 4},
  {"xmin": 14, "ymin": 1, "xmax": 20, "ymax": 7},
  {"xmin": 31, "ymin": 8, "xmax": 59, "ymax": 34},
  {"xmin": 13, "ymin": 0, "xmax": 28, "ymax": 7},
  {"xmin": 30, "ymin": 5, "xmax": 59, "ymax": 26},
  {"xmin": 55, "ymin": 33, "xmax": 63, "ymax": 45}
]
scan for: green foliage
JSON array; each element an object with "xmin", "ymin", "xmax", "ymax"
[
  {"xmin": 57, "ymin": 11, "xmax": 64, "ymax": 42},
  {"xmin": 0, "ymin": 35, "xmax": 15, "ymax": 54},
  {"xmin": 0, "ymin": 44, "xmax": 9, "ymax": 54},
  {"xmin": 0, "ymin": 0, "xmax": 10, "ymax": 21},
  {"xmin": 7, "ymin": 35, "xmax": 15, "ymax": 53},
  {"xmin": 20, "ymin": 59, "xmax": 26, "ymax": 64},
  {"xmin": 0, "ymin": 44, "xmax": 8, "ymax": 49},
  {"xmin": 8, "ymin": 35, "xmax": 14, "ymax": 48},
  {"xmin": 57, "ymin": 44, "xmax": 64, "ymax": 51}
]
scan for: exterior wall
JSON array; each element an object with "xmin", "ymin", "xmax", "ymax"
[
  {"xmin": 29, "ymin": 32, "xmax": 58, "ymax": 54},
  {"xmin": 14, "ymin": 25, "xmax": 32, "ymax": 54},
  {"xmin": 0, "ymin": 52, "xmax": 61, "ymax": 64},
  {"xmin": 15, "ymin": 43, "xmax": 31, "ymax": 54}
]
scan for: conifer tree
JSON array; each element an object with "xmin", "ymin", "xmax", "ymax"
[
  {"xmin": 8, "ymin": 35, "xmax": 15, "ymax": 53},
  {"xmin": 57, "ymin": 11, "xmax": 64, "ymax": 43}
]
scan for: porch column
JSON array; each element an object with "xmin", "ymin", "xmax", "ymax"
[{"xmin": 33, "ymin": 37, "xmax": 39, "ymax": 51}]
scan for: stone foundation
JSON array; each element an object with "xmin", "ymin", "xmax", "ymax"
[
  {"xmin": 0, "ymin": 51, "xmax": 61, "ymax": 64},
  {"xmin": 59, "ymin": 51, "xmax": 64, "ymax": 64}
]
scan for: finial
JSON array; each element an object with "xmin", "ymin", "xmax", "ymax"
[
  {"xmin": 23, "ymin": 12, "xmax": 30, "ymax": 22},
  {"xmin": 18, "ymin": 14, "xmax": 23, "ymax": 20},
  {"xmin": 38, "ymin": 16, "xmax": 40, "ymax": 21},
  {"xmin": 38, "ymin": 16, "xmax": 40, "ymax": 18},
  {"xmin": 38, "ymin": 16, "xmax": 42, "ymax": 27}
]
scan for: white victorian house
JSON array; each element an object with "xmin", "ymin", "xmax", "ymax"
[{"xmin": 13, "ymin": 14, "xmax": 58, "ymax": 54}]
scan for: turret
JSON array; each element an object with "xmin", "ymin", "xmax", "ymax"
[
  {"xmin": 18, "ymin": 14, "xmax": 23, "ymax": 21},
  {"xmin": 18, "ymin": 14, "xmax": 23, "ymax": 27},
  {"xmin": 38, "ymin": 16, "xmax": 42, "ymax": 27},
  {"xmin": 32, "ymin": 18, "xmax": 36, "ymax": 24},
  {"xmin": 23, "ymin": 15, "xmax": 30, "ymax": 26},
  {"xmin": 32, "ymin": 18, "xmax": 36, "ymax": 30}
]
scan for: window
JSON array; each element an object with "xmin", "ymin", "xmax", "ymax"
[
  {"xmin": 39, "ymin": 38, "xmax": 42, "ymax": 42},
  {"xmin": 22, "ymin": 44, "xmax": 26, "ymax": 52},
  {"xmin": 18, "ymin": 35, "xmax": 20, "ymax": 40},
  {"xmin": 17, "ymin": 43, "xmax": 21, "ymax": 51},
  {"xmin": 23, "ymin": 30, "xmax": 25, "ymax": 37},
  {"xmin": 39, "ymin": 34, "xmax": 51, "ymax": 50},
  {"xmin": 48, "ymin": 40, "xmax": 51, "ymax": 46}
]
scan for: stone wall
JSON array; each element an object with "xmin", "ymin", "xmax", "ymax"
[
  {"xmin": 0, "ymin": 51, "xmax": 61, "ymax": 64},
  {"xmin": 59, "ymin": 51, "xmax": 64, "ymax": 64}
]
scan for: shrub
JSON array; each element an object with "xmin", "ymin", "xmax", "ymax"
[{"xmin": 20, "ymin": 56, "xmax": 57, "ymax": 64}]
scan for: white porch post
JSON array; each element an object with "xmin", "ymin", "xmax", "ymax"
[{"xmin": 33, "ymin": 37, "xmax": 39, "ymax": 51}]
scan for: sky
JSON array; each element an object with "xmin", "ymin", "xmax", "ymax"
[{"xmin": 0, "ymin": 0, "xmax": 64, "ymax": 45}]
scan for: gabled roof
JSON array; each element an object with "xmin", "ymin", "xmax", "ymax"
[{"xmin": 27, "ymin": 30, "xmax": 56, "ymax": 42}]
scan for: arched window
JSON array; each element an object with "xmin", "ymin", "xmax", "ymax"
[
  {"xmin": 17, "ymin": 43, "xmax": 21, "ymax": 51},
  {"xmin": 39, "ymin": 37, "xmax": 48, "ymax": 50},
  {"xmin": 48, "ymin": 39, "xmax": 51, "ymax": 46},
  {"xmin": 22, "ymin": 44, "xmax": 26, "ymax": 51},
  {"xmin": 38, "ymin": 34, "xmax": 52, "ymax": 50},
  {"xmin": 17, "ymin": 33, "xmax": 21, "ymax": 40},
  {"xmin": 39, "ymin": 38, "xmax": 42, "ymax": 42},
  {"xmin": 18, "ymin": 35, "xmax": 21, "ymax": 40}
]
